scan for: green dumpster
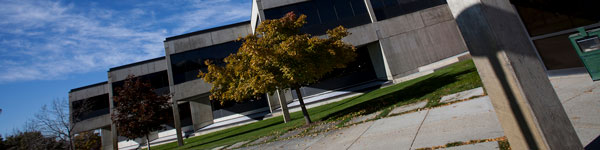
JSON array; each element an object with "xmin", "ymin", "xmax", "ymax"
[{"xmin": 569, "ymin": 27, "xmax": 600, "ymax": 81}]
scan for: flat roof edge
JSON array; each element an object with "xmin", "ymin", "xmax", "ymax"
[
  {"xmin": 70, "ymin": 81, "xmax": 108, "ymax": 93},
  {"xmin": 108, "ymin": 56, "xmax": 165, "ymax": 72},
  {"xmin": 164, "ymin": 20, "xmax": 251, "ymax": 42}
]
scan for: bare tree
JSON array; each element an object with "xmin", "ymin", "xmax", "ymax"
[{"xmin": 32, "ymin": 98, "xmax": 90, "ymax": 150}]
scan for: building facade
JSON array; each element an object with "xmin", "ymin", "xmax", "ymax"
[{"xmin": 69, "ymin": 0, "xmax": 594, "ymax": 149}]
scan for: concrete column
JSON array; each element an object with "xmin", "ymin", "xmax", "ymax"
[
  {"xmin": 164, "ymin": 41, "xmax": 185, "ymax": 146},
  {"xmin": 190, "ymin": 98, "xmax": 214, "ymax": 131},
  {"xmin": 367, "ymin": 42, "xmax": 393, "ymax": 80},
  {"xmin": 362, "ymin": 0, "xmax": 377, "ymax": 22},
  {"xmin": 266, "ymin": 92, "xmax": 281, "ymax": 113},
  {"xmin": 107, "ymin": 73, "xmax": 119, "ymax": 150},
  {"xmin": 446, "ymin": 0, "xmax": 582, "ymax": 149},
  {"xmin": 277, "ymin": 89, "xmax": 291, "ymax": 123},
  {"xmin": 101, "ymin": 128, "xmax": 113, "ymax": 150},
  {"xmin": 170, "ymin": 99, "xmax": 184, "ymax": 146}
]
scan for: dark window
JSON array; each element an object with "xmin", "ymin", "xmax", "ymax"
[
  {"xmin": 369, "ymin": 0, "xmax": 447, "ymax": 21},
  {"xmin": 532, "ymin": 32, "xmax": 584, "ymax": 70},
  {"xmin": 315, "ymin": 0, "xmax": 337, "ymax": 23},
  {"xmin": 295, "ymin": 2, "xmax": 320, "ymax": 26},
  {"xmin": 170, "ymin": 41, "xmax": 243, "ymax": 84},
  {"xmin": 512, "ymin": 0, "xmax": 600, "ymax": 36},
  {"xmin": 111, "ymin": 71, "xmax": 170, "ymax": 96},
  {"xmin": 163, "ymin": 102, "xmax": 193, "ymax": 128},
  {"xmin": 334, "ymin": 0, "xmax": 354, "ymax": 19},
  {"xmin": 72, "ymin": 94, "xmax": 110, "ymax": 122},
  {"xmin": 511, "ymin": 0, "xmax": 599, "ymax": 70},
  {"xmin": 211, "ymin": 95, "xmax": 269, "ymax": 119},
  {"xmin": 350, "ymin": 0, "xmax": 368, "ymax": 15},
  {"xmin": 264, "ymin": 0, "xmax": 372, "ymax": 35},
  {"xmin": 291, "ymin": 46, "xmax": 378, "ymax": 98}
]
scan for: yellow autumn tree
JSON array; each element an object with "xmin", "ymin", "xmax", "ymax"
[{"xmin": 200, "ymin": 12, "xmax": 356, "ymax": 124}]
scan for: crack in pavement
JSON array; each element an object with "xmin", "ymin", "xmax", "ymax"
[
  {"xmin": 563, "ymin": 84, "xmax": 599, "ymax": 103},
  {"xmin": 409, "ymin": 109, "xmax": 431, "ymax": 150},
  {"xmin": 345, "ymin": 121, "xmax": 376, "ymax": 150}
]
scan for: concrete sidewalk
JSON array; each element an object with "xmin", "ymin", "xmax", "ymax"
[
  {"xmin": 549, "ymin": 68, "xmax": 600, "ymax": 148},
  {"xmin": 236, "ymin": 96, "xmax": 505, "ymax": 150},
  {"xmin": 227, "ymin": 69, "xmax": 600, "ymax": 150}
]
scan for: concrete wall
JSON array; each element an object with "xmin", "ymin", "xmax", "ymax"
[
  {"xmin": 164, "ymin": 23, "xmax": 252, "ymax": 101},
  {"xmin": 100, "ymin": 128, "xmax": 113, "ymax": 150},
  {"xmin": 266, "ymin": 89, "xmax": 293, "ymax": 112},
  {"xmin": 164, "ymin": 23, "xmax": 252, "ymax": 55},
  {"xmin": 256, "ymin": 0, "xmax": 468, "ymax": 80},
  {"xmin": 69, "ymin": 82, "xmax": 111, "ymax": 133},
  {"xmin": 106, "ymin": 58, "xmax": 169, "ymax": 149},
  {"xmin": 259, "ymin": 0, "xmax": 309, "ymax": 10},
  {"xmin": 188, "ymin": 96, "xmax": 214, "ymax": 130},
  {"xmin": 164, "ymin": 23, "xmax": 253, "ymax": 100},
  {"xmin": 374, "ymin": 5, "xmax": 468, "ymax": 78},
  {"xmin": 163, "ymin": 22, "xmax": 253, "ymax": 137},
  {"xmin": 108, "ymin": 58, "xmax": 167, "ymax": 82},
  {"xmin": 73, "ymin": 114, "xmax": 111, "ymax": 134},
  {"xmin": 367, "ymin": 42, "xmax": 392, "ymax": 80},
  {"xmin": 171, "ymin": 78, "xmax": 212, "ymax": 101},
  {"xmin": 69, "ymin": 83, "xmax": 109, "ymax": 102},
  {"xmin": 342, "ymin": 23, "xmax": 379, "ymax": 46},
  {"xmin": 342, "ymin": 5, "xmax": 468, "ymax": 78}
]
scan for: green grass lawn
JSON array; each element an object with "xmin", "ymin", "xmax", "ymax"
[{"xmin": 152, "ymin": 59, "xmax": 482, "ymax": 150}]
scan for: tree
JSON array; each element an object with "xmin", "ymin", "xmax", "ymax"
[
  {"xmin": 200, "ymin": 12, "xmax": 356, "ymax": 124},
  {"xmin": 0, "ymin": 134, "xmax": 4, "ymax": 149},
  {"xmin": 111, "ymin": 75, "xmax": 171, "ymax": 150},
  {"xmin": 1, "ymin": 130, "xmax": 67, "ymax": 150},
  {"xmin": 73, "ymin": 131, "xmax": 101, "ymax": 150},
  {"xmin": 32, "ymin": 98, "xmax": 90, "ymax": 150}
]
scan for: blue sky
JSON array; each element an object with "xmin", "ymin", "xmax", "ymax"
[{"xmin": 0, "ymin": 0, "xmax": 251, "ymax": 136}]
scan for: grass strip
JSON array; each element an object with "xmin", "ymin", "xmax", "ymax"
[{"xmin": 152, "ymin": 59, "xmax": 482, "ymax": 150}]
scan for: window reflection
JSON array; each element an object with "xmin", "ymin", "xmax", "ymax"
[
  {"xmin": 111, "ymin": 71, "xmax": 171, "ymax": 96},
  {"xmin": 512, "ymin": 0, "xmax": 600, "ymax": 36},
  {"xmin": 264, "ymin": 0, "xmax": 371, "ymax": 35},
  {"xmin": 72, "ymin": 94, "xmax": 110, "ymax": 122},
  {"xmin": 170, "ymin": 41, "xmax": 243, "ymax": 84},
  {"xmin": 370, "ymin": 0, "xmax": 446, "ymax": 21}
]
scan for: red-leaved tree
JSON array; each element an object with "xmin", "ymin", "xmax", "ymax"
[{"xmin": 111, "ymin": 75, "xmax": 171, "ymax": 150}]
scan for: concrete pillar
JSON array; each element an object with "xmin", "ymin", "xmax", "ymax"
[
  {"xmin": 266, "ymin": 92, "xmax": 281, "ymax": 113},
  {"xmin": 446, "ymin": 0, "xmax": 582, "ymax": 149},
  {"xmin": 170, "ymin": 99, "xmax": 184, "ymax": 146},
  {"xmin": 107, "ymin": 73, "xmax": 119, "ymax": 150},
  {"xmin": 190, "ymin": 98, "xmax": 214, "ymax": 131},
  {"xmin": 100, "ymin": 128, "xmax": 113, "ymax": 150},
  {"xmin": 277, "ymin": 89, "xmax": 291, "ymax": 123},
  {"xmin": 367, "ymin": 41, "xmax": 393, "ymax": 80},
  {"xmin": 164, "ymin": 42, "xmax": 185, "ymax": 146}
]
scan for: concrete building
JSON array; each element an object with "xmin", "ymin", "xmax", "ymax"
[
  {"xmin": 69, "ymin": 82, "xmax": 112, "ymax": 149},
  {"xmin": 69, "ymin": 0, "xmax": 598, "ymax": 149}
]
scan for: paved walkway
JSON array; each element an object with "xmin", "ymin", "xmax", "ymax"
[
  {"xmin": 228, "ymin": 70, "xmax": 600, "ymax": 150},
  {"xmin": 236, "ymin": 96, "xmax": 505, "ymax": 150},
  {"xmin": 549, "ymin": 68, "xmax": 600, "ymax": 148}
]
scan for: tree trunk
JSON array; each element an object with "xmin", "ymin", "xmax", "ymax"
[
  {"xmin": 69, "ymin": 134, "xmax": 75, "ymax": 150},
  {"xmin": 146, "ymin": 135, "xmax": 151, "ymax": 150},
  {"xmin": 294, "ymin": 87, "xmax": 312, "ymax": 124}
]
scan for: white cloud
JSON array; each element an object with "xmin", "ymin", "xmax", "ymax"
[
  {"xmin": 170, "ymin": 0, "xmax": 251, "ymax": 34},
  {"xmin": 0, "ymin": 0, "xmax": 251, "ymax": 83}
]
